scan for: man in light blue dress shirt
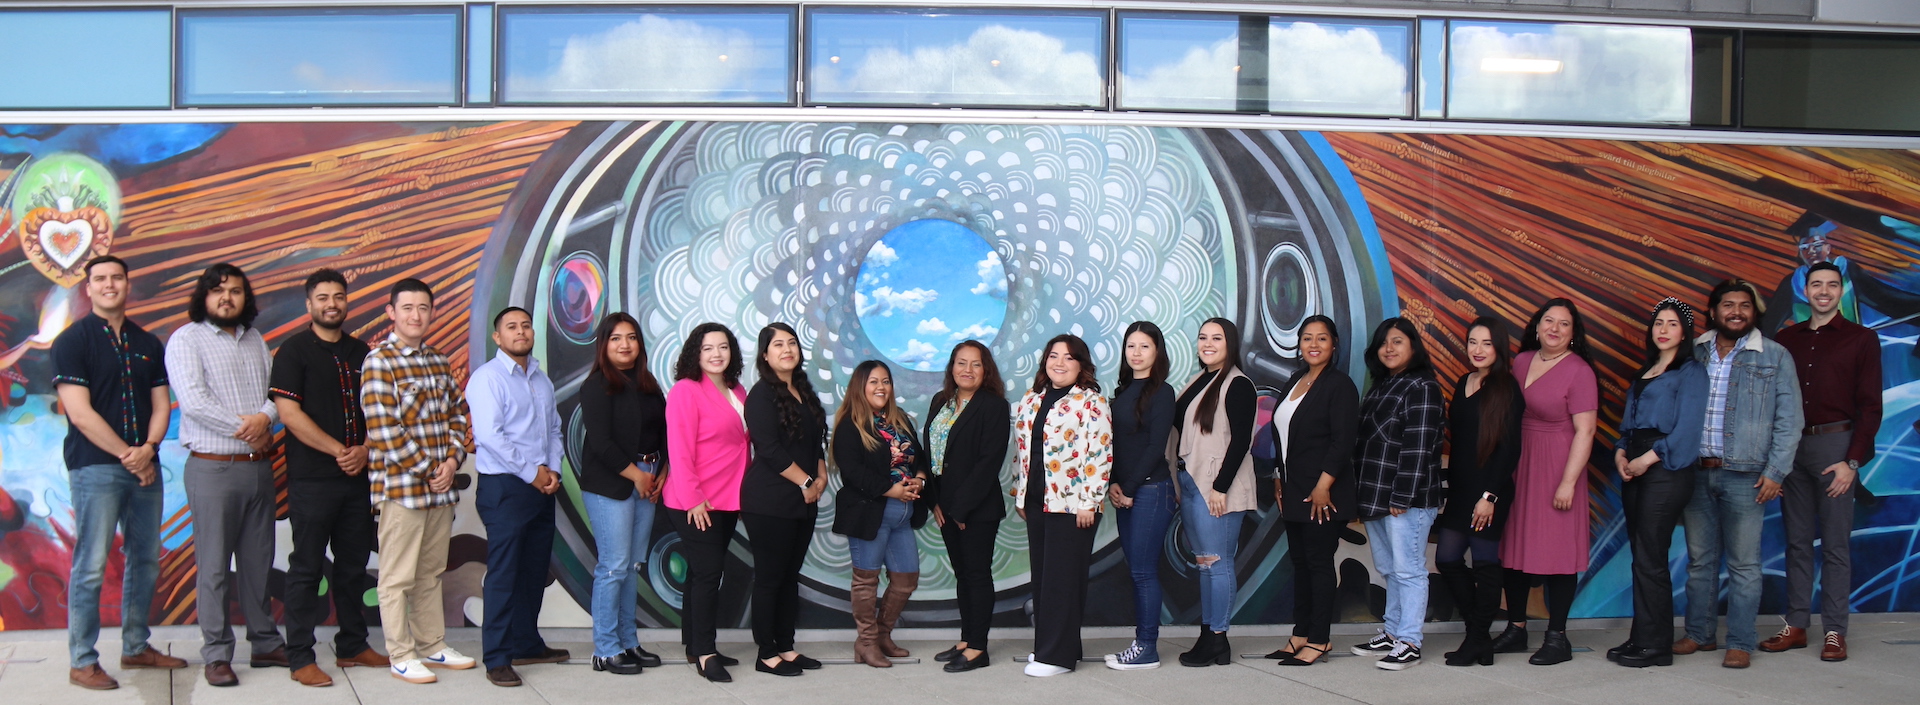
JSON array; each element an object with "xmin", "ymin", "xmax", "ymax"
[{"xmin": 466, "ymin": 307, "xmax": 568, "ymax": 686}]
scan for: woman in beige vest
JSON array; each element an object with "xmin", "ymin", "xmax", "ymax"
[{"xmin": 1169, "ymin": 318, "xmax": 1259, "ymax": 667}]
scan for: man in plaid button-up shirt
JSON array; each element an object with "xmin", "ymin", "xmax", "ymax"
[{"xmin": 361, "ymin": 278, "xmax": 477, "ymax": 680}]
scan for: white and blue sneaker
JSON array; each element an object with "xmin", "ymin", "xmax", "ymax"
[
  {"xmin": 1376, "ymin": 642, "xmax": 1422, "ymax": 671},
  {"xmin": 390, "ymin": 659, "xmax": 437, "ymax": 684},
  {"xmin": 421, "ymin": 647, "xmax": 476, "ymax": 670},
  {"xmin": 1351, "ymin": 631, "xmax": 1397, "ymax": 657},
  {"xmin": 1105, "ymin": 641, "xmax": 1161, "ymax": 670}
]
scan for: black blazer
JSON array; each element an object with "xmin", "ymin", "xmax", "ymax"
[
  {"xmin": 741, "ymin": 379, "xmax": 826, "ymax": 520},
  {"xmin": 922, "ymin": 392, "xmax": 1011, "ymax": 525},
  {"xmin": 578, "ymin": 369, "xmax": 668, "ymax": 501},
  {"xmin": 1269, "ymin": 369, "xmax": 1360, "ymax": 523},
  {"xmin": 831, "ymin": 417, "xmax": 931, "ymax": 541}
]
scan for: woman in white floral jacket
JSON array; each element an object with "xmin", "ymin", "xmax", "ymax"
[{"xmin": 1013, "ymin": 334, "xmax": 1114, "ymax": 677}]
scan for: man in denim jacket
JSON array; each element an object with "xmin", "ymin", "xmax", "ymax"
[{"xmin": 1674, "ymin": 279, "xmax": 1803, "ymax": 669}]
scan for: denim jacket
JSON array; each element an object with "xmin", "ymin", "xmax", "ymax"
[{"xmin": 1692, "ymin": 330, "xmax": 1803, "ymax": 482}]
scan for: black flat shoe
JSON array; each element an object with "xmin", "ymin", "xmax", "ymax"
[
  {"xmin": 755, "ymin": 658, "xmax": 803, "ymax": 677},
  {"xmin": 1529, "ymin": 631, "xmax": 1573, "ymax": 666},
  {"xmin": 944, "ymin": 650, "xmax": 991, "ymax": 673},
  {"xmin": 1488, "ymin": 624, "xmax": 1529, "ymax": 654},
  {"xmin": 715, "ymin": 652, "xmax": 740, "ymax": 667},
  {"xmin": 624, "ymin": 646, "xmax": 663, "ymax": 668},
  {"xmin": 693, "ymin": 655, "xmax": 732, "ymax": 683},
  {"xmin": 592, "ymin": 654, "xmax": 643, "ymax": 675},
  {"xmin": 1616, "ymin": 647, "xmax": 1673, "ymax": 668},
  {"xmin": 934, "ymin": 646, "xmax": 965, "ymax": 663},
  {"xmin": 785, "ymin": 654, "xmax": 822, "ymax": 670},
  {"xmin": 1605, "ymin": 638, "xmax": 1635, "ymax": 663},
  {"xmin": 1279, "ymin": 644, "xmax": 1328, "ymax": 667}
]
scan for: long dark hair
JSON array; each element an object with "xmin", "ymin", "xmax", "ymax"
[
  {"xmin": 673, "ymin": 322, "xmax": 743, "ymax": 387},
  {"xmin": 1029, "ymin": 334, "xmax": 1100, "ymax": 394},
  {"xmin": 1191, "ymin": 317, "xmax": 1244, "ymax": 435},
  {"xmin": 833, "ymin": 360, "xmax": 914, "ymax": 453},
  {"xmin": 756, "ymin": 322, "xmax": 826, "ymax": 443},
  {"xmin": 1519, "ymin": 297, "xmax": 1593, "ymax": 364},
  {"xmin": 1114, "ymin": 321, "xmax": 1170, "ymax": 423},
  {"xmin": 1640, "ymin": 299, "xmax": 1697, "ymax": 378},
  {"xmin": 1462, "ymin": 316, "xmax": 1519, "ymax": 465},
  {"xmin": 1364, "ymin": 317, "xmax": 1433, "ymax": 382},
  {"xmin": 930, "ymin": 339, "xmax": 1006, "ymax": 411},
  {"xmin": 592, "ymin": 312, "xmax": 661, "ymax": 395},
  {"xmin": 186, "ymin": 262, "xmax": 259, "ymax": 327}
]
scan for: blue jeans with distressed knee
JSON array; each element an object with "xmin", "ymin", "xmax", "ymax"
[{"xmin": 1177, "ymin": 471, "xmax": 1242, "ymax": 633}]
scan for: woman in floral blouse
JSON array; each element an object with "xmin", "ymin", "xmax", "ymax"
[{"xmin": 831, "ymin": 360, "xmax": 930, "ymax": 668}]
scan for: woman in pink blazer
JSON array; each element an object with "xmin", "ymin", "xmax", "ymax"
[{"xmin": 664, "ymin": 322, "xmax": 750, "ymax": 683}]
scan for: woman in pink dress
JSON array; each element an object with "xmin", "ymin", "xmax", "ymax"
[{"xmin": 1488, "ymin": 298, "xmax": 1598, "ymax": 666}]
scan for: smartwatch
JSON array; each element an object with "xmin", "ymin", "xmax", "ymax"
[
  {"xmin": 1481, "ymin": 491, "xmax": 1500, "ymax": 504},
  {"xmin": 802, "ymin": 476, "xmax": 817, "ymax": 490}
]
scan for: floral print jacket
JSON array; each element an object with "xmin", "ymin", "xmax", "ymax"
[{"xmin": 1012, "ymin": 386, "xmax": 1114, "ymax": 514}]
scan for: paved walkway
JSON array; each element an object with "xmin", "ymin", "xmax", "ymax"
[{"xmin": 4, "ymin": 617, "xmax": 1917, "ymax": 704}]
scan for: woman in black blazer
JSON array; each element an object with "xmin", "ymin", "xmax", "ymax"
[
  {"xmin": 1436, "ymin": 316, "xmax": 1525, "ymax": 666},
  {"xmin": 740, "ymin": 323, "xmax": 829, "ymax": 676},
  {"xmin": 831, "ymin": 360, "xmax": 930, "ymax": 668},
  {"xmin": 578, "ymin": 313, "xmax": 669, "ymax": 675},
  {"xmin": 1264, "ymin": 315, "xmax": 1358, "ymax": 666},
  {"xmin": 922, "ymin": 341, "xmax": 1011, "ymax": 673}
]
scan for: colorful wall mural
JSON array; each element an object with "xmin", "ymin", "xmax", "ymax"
[{"xmin": 0, "ymin": 119, "xmax": 1916, "ymax": 634}]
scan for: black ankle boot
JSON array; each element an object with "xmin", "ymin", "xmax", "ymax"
[
  {"xmin": 1488, "ymin": 623, "xmax": 1529, "ymax": 654},
  {"xmin": 1529, "ymin": 631, "xmax": 1573, "ymax": 665},
  {"xmin": 1445, "ymin": 622, "xmax": 1489, "ymax": 667},
  {"xmin": 1179, "ymin": 629, "xmax": 1230, "ymax": 667}
]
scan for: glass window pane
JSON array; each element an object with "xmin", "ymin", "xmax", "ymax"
[
  {"xmin": 180, "ymin": 8, "xmax": 460, "ymax": 107},
  {"xmin": 500, "ymin": 7, "xmax": 793, "ymax": 105},
  {"xmin": 1447, "ymin": 21, "xmax": 1692, "ymax": 124},
  {"xmin": 1691, "ymin": 30, "xmax": 1734, "ymax": 127},
  {"xmin": 0, "ymin": 10, "xmax": 169, "ymax": 108},
  {"xmin": 809, "ymin": 9, "xmax": 1106, "ymax": 108},
  {"xmin": 1267, "ymin": 18, "xmax": 1410, "ymax": 117},
  {"xmin": 1744, "ymin": 32, "xmax": 1920, "ymax": 133},
  {"xmin": 1119, "ymin": 14, "xmax": 1238, "ymax": 111},
  {"xmin": 1119, "ymin": 13, "xmax": 1407, "ymax": 116},
  {"xmin": 469, "ymin": 4, "xmax": 495, "ymax": 105},
  {"xmin": 1418, "ymin": 18, "xmax": 1446, "ymax": 119}
]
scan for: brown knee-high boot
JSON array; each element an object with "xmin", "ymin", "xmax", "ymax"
[
  {"xmin": 851, "ymin": 568, "xmax": 890, "ymax": 667},
  {"xmin": 876, "ymin": 571, "xmax": 919, "ymax": 658}
]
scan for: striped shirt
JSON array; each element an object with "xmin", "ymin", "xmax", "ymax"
[
  {"xmin": 164, "ymin": 321, "xmax": 278, "ymax": 455},
  {"xmin": 361, "ymin": 333, "xmax": 469, "ymax": 509}
]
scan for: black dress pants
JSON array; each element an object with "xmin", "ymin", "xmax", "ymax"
[
  {"xmin": 1030, "ymin": 509, "xmax": 1096, "ymax": 669},
  {"xmin": 942, "ymin": 516, "xmax": 1001, "ymax": 647},
  {"xmin": 671, "ymin": 508, "xmax": 740, "ymax": 656},
  {"xmin": 1624, "ymin": 465, "xmax": 1695, "ymax": 649},
  {"xmin": 743, "ymin": 512, "xmax": 813, "ymax": 659},
  {"xmin": 1285, "ymin": 519, "xmax": 1342, "ymax": 644},
  {"xmin": 478, "ymin": 473, "xmax": 557, "ymax": 670},
  {"xmin": 285, "ymin": 476, "xmax": 376, "ymax": 669}
]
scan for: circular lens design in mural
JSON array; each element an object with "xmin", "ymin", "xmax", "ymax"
[
  {"xmin": 854, "ymin": 219, "xmax": 1008, "ymax": 372},
  {"xmin": 1260, "ymin": 242, "xmax": 1317, "ymax": 355},
  {"xmin": 549, "ymin": 251, "xmax": 605, "ymax": 343}
]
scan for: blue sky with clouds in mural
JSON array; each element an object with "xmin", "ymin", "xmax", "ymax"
[{"xmin": 855, "ymin": 219, "xmax": 1008, "ymax": 372}]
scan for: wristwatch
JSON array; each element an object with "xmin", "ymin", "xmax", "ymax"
[
  {"xmin": 1481, "ymin": 491, "xmax": 1500, "ymax": 504},
  {"xmin": 1846, "ymin": 459, "xmax": 1860, "ymax": 471},
  {"xmin": 802, "ymin": 476, "xmax": 817, "ymax": 490}
]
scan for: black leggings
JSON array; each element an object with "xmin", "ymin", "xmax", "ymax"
[
  {"xmin": 1505, "ymin": 569, "xmax": 1577, "ymax": 632},
  {"xmin": 1435, "ymin": 527, "xmax": 1500, "ymax": 566}
]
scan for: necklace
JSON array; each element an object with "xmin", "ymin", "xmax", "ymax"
[{"xmin": 1535, "ymin": 349, "xmax": 1571, "ymax": 365}]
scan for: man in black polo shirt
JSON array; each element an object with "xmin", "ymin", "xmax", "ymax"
[
  {"xmin": 269, "ymin": 268, "xmax": 386, "ymax": 686},
  {"xmin": 54, "ymin": 255, "xmax": 188, "ymax": 690}
]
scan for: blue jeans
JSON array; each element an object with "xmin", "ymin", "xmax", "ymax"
[
  {"xmin": 1177, "ymin": 471, "xmax": 1243, "ymax": 633},
  {"xmin": 849, "ymin": 498, "xmax": 919, "ymax": 572},
  {"xmin": 1683, "ymin": 467, "xmax": 1764, "ymax": 652},
  {"xmin": 1365, "ymin": 507, "xmax": 1438, "ymax": 647},
  {"xmin": 583, "ymin": 490, "xmax": 657, "ymax": 658},
  {"xmin": 1115, "ymin": 478, "xmax": 1175, "ymax": 645},
  {"xmin": 67, "ymin": 463, "xmax": 163, "ymax": 668}
]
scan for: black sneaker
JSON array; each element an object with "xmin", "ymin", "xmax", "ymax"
[
  {"xmin": 1351, "ymin": 632, "xmax": 1397, "ymax": 657},
  {"xmin": 1376, "ymin": 642, "xmax": 1421, "ymax": 671}
]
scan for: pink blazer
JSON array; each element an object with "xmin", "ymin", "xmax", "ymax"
[{"xmin": 663, "ymin": 378, "xmax": 750, "ymax": 512}]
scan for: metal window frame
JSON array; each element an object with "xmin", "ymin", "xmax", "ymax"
[
  {"xmin": 173, "ymin": 4, "xmax": 466, "ymax": 109},
  {"xmin": 492, "ymin": 3, "xmax": 799, "ymax": 107}
]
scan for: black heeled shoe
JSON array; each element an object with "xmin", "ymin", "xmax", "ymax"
[
  {"xmin": 1265, "ymin": 641, "xmax": 1301, "ymax": 660},
  {"xmin": 1179, "ymin": 630, "xmax": 1231, "ymax": 667},
  {"xmin": 1529, "ymin": 631, "xmax": 1573, "ymax": 665},
  {"xmin": 592, "ymin": 653, "xmax": 643, "ymax": 675},
  {"xmin": 785, "ymin": 653, "xmax": 822, "ymax": 670},
  {"xmin": 693, "ymin": 654, "xmax": 732, "ymax": 683},
  {"xmin": 1444, "ymin": 632, "xmax": 1488, "ymax": 667},
  {"xmin": 1488, "ymin": 623, "xmax": 1529, "ymax": 654},
  {"xmin": 755, "ymin": 658, "xmax": 802, "ymax": 677},
  {"xmin": 944, "ymin": 650, "xmax": 991, "ymax": 673},
  {"xmin": 1278, "ymin": 644, "xmax": 1328, "ymax": 667},
  {"xmin": 934, "ymin": 645, "xmax": 966, "ymax": 663},
  {"xmin": 624, "ymin": 645, "xmax": 662, "ymax": 668}
]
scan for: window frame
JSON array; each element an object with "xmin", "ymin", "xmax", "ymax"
[
  {"xmin": 0, "ymin": 5, "xmax": 174, "ymax": 111},
  {"xmin": 1114, "ymin": 10, "xmax": 1416, "ymax": 118},
  {"xmin": 802, "ymin": 5, "xmax": 1111, "ymax": 111},
  {"xmin": 173, "ymin": 5, "xmax": 466, "ymax": 109},
  {"xmin": 494, "ymin": 3, "xmax": 798, "ymax": 108}
]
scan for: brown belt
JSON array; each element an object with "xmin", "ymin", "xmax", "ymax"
[
  {"xmin": 189, "ymin": 451, "xmax": 272, "ymax": 463},
  {"xmin": 1805, "ymin": 420, "xmax": 1853, "ymax": 436},
  {"xmin": 1698, "ymin": 457, "xmax": 1725, "ymax": 469}
]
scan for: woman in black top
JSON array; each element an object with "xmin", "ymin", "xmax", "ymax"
[
  {"xmin": 1263, "ymin": 315, "xmax": 1358, "ymax": 667},
  {"xmin": 740, "ymin": 323, "xmax": 828, "ymax": 676},
  {"xmin": 1104, "ymin": 322, "xmax": 1176, "ymax": 670},
  {"xmin": 1436, "ymin": 316, "xmax": 1525, "ymax": 667},
  {"xmin": 578, "ymin": 313, "xmax": 668, "ymax": 675},
  {"xmin": 924, "ymin": 341, "xmax": 1011, "ymax": 673},
  {"xmin": 832, "ymin": 360, "xmax": 930, "ymax": 668}
]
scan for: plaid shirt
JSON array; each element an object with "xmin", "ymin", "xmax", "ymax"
[
  {"xmin": 1354, "ymin": 371, "xmax": 1445, "ymax": 518},
  {"xmin": 1700, "ymin": 341, "xmax": 1736, "ymax": 459},
  {"xmin": 361, "ymin": 334, "xmax": 469, "ymax": 509}
]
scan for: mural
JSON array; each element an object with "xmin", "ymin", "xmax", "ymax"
[{"xmin": 0, "ymin": 119, "xmax": 1916, "ymax": 635}]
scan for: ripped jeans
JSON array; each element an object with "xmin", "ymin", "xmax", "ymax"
[{"xmin": 1177, "ymin": 470, "xmax": 1243, "ymax": 632}]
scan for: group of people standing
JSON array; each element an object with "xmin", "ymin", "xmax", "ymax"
[{"xmin": 57, "ymin": 251, "xmax": 1877, "ymax": 693}]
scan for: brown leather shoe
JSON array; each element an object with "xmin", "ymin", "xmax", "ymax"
[
  {"xmin": 1820, "ymin": 632, "xmax": 1848, "ymax": 662},
  {"xmin": 205, "ymin": 661, "xmax": 240, "ymax": 687},
  {"xmin": 510, "ymin": 647, "xmax": 570, "ymax": 666},
  {"xmin": 1759, "ymin": 626, "xmax": 1807, "ymax": 652},
  {"xmin": 69, "ymin": 664, "xmax": 120, "ymax": 690},
  {"xmin": 250, "ymin": 647, "xmax": 291, "ymax": 668},
  {"xmin": 487, "ymin": 665, "xmax": 523, "ymax": 687},
  {"xmin": 1722, "ymin": 649, "xmax": 1751, "ymax": 669},
  {"xmin": 290, "ymin": 664, "xmax": 334, "ymax": 687},
  {"xmin": 121, "ymin": 648, "xmax": 188, "ymax": 669},
  {"xmin": 336, "ymin": 648, "xmax": 392, "ymax": 668},
  {"xmin": 1672, "ymin": 637, "xmax": 1717, "ymax": 655}
]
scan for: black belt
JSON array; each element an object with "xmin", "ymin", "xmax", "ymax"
[{"xmin": 1805, "ymin": 420, "xmax": 1852, "ymax": 437}]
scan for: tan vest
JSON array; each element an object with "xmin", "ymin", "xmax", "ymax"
[{"xmin": 1167, "ymin": 368, "xmax": 1259, "ymax": 513}]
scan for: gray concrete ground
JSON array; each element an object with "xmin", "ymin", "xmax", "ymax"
[{"xmin": 3, "ymin": 617, "xmax": 1917, "ymax": 704}]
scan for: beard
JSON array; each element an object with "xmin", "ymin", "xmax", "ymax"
[
  {"xmin": 208, "ymin": 310, "xmax": 248, "ymax": 329},
  {"xmin": 312, "ymin": 312, "xmax": 345, "ymax": 330},
  {"xmin": 1713, "ymin": 317, "xmax": 1752, "ymax": 341}
]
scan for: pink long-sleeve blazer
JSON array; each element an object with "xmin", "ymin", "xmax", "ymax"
[{"xmin": 663, "ymin": 378, "xmax": 751, "ymax": 512}]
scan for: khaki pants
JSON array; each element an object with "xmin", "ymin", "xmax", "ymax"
[{"xmin": 376, "ymin": 502, "xmax": 453, "ymax": 663}]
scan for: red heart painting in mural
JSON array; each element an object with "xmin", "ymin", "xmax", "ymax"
[{"xmin": 9, "ymin": 154, "xmax": 120, "ymax": 288}]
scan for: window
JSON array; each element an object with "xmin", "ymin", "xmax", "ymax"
[
  {"xmin": 1446, "ymin": 21, "xmax": 1692, "ymax": 125},
  {"xmin": 808, "ymin": 8, "xmax": 1106, "ymax": 108},
  {"xmin": 1418, "ymin": 18, "xmax": 1446, "ymax": 119},
  {"xmin": 0, "ymin": 9, "xmax": 170, "ymax": 109},
  {"xmin": 1119, "ymin": 13, "xmax": 1409, "ymax": 116},
  {"xmin": 499, "ymin": 6, "xmax": 793, "ymax": 105},
  {"xmin": 469, "ymin": 4, "xmax": 495, "ymax": 105},
  {"xmin": 178, "ymin": 7, "xmax": 460, "ymax": 107},
  {"xmin": 1744, "ymin": 31, "xmax": 1920, "ymax": 133}
]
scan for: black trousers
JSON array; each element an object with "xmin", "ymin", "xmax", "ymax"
[
  {"xmin": 743, "ymin": 512, "xmax": 812, "ymax": 659},
  {"xmin": 1029, "ymin": 509, "xmax": 1096, "ymax": 668},
  {"xmin": 284, "ymin": 476, "xmax": 376, "ymax": 668},
  {"xmin": 478, "ymin": 473, "xmax": 557, "ymax": 669},
  {"xmin": 1624, "ymin": 465, "xmax": 1695, "ymax": 649},
  {"xmin": 670, "ymin": 508, "xmax": 739, "ymax": 656},
  {"xmin": 1285, "ymin": 519, "xmax": 1341, "ymax": 644},
  {"xmin": 942, "ymin": 516, "xmax": 1001, "ymax": 648}
]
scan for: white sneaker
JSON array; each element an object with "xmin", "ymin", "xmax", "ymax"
[
  {"xmin": 390, "ymin": 659, "xmax": 438, "ymax": 684},
  {"xmin": 421, "ymin": 647, "xmax": 476, "ymax": 670},
  {"xmin": 1024, "ymin": 658, "xmax": 1071, "ymax": 677}
]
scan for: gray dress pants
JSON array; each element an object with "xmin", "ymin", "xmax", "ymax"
[{"xmin": 185, "ymin": 456, "xmax": 286, "ymax": 663}]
